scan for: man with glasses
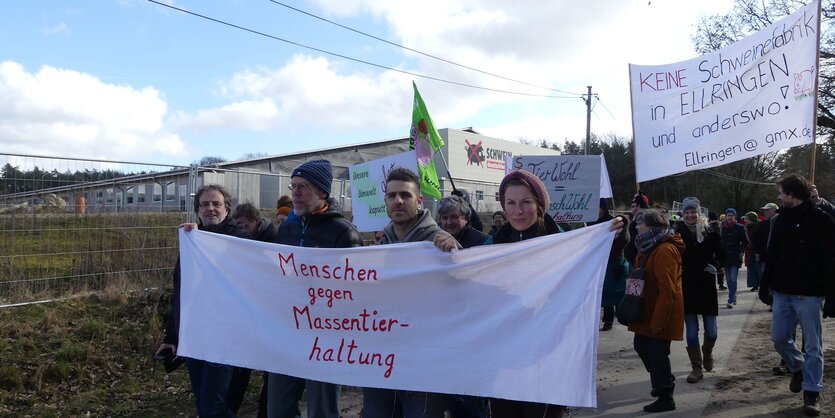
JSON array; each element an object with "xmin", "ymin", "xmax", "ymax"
[
  {"xmin": 156, "ymin": 185, "xmax": 252, "ymax": 417},
  {"xmin": 268, "ymin": 160, "xmax": 362, "ymax": 418}
]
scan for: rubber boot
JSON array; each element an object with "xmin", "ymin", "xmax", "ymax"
[
  {"xmin": 686, "ymin": 345, "xmax": 704, "ymax": 383},
  {"xmin": 643, "ymin": 386, "xmax": 676, "ymax": 413},
  {"xmin": 702, "ymin": 339, "xmax": 716, "ymax": 372}
]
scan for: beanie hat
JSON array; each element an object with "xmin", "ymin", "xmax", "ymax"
[
  {"xmin": 498, "ymin": 170, "xmax": 549, "ymax": 212},
  {"xmin": 631, "ymin": 192, "xmax": 650, "ymax": 209},
  {"xmin": 276, "ymin": 206, "xmax": 292, "ymax": 217},
  {"xmin": 292, "ymin": 160, "xmax": 332, "ymax": 196},
  {"xmin": 725, "ymin": 208, "xmax": 737, "ymax": 216},
  {"xmin": 681, "ymin": 196, "xmax": 701, "ymax": 213}
]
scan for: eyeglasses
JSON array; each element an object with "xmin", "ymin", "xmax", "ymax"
[
  {"xmin": 288, "ymin": 183, "xmax": 313, "ymax": 192},
  {"xmin": 199, "ymin": 201, "xmax": 224, "ymax": 209}
]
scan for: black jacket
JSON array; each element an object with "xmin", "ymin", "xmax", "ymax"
[
  {"xmin": 720, "ymin": 222, "xmax": 748, "ymax": 268},
  {"xmin": 163, "ymin": 217, "xmax": 243, "ymax": 345},
  {"xmin": 453, "ymin": 225, "xmax": 488, "ymax": 249},
  {"xmin": 486, "ymin": 214, "xmax": 561, "ymax": 244},
  {"xmin": 675, "ymin": 221, "xmax": 724, "ymax": 315},
  {"xmin": 761, "ymin": 201, "xmax": 835, "ymax": 301},
  {"xmin": 276, "ymin": 199, "xmax": 362, "ymax": 249}
]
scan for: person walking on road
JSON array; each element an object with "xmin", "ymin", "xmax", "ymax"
[
  {"xmin": 759, "ymin": 174, "xmax": 835, "ymax": 417},
  {"xmin": 629, "ymin": 209, "xmax": 685, "ymax": 413},
  {"xmin": 720, "ymin": 208, "xmax": 747, "ymax": 308},
  {"xmin": 674, "ymin": 197, "xmax": 724, "ymax": 384}
]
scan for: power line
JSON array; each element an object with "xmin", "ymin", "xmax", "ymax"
[
  {"xmin": 701, "ymin": 168, "xmax": 777, "ymax": 185},
  {"xmin": 264, "ymin": 0, "xmax": 582, "ymax": 96},
  {"xmin": 145, "ymin": 0, "xmax": 583, "ymax": 99}
]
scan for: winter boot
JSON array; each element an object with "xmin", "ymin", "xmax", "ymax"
[
  {"xmin": 686, "ymin": 345, "xmax": 704, "ymax": 383},
  {"xmin": 643, "ymin": 387, "xmax": 676, "ymax": 413},
  {"xmin": 791, "ymin": 370, "xmax": 803, "ymax": 393},
  {"xmin": 803, "ymin": 390, "xmax": 821, "ymax": 417},
  {"xmin": 702, "ymin": 339, "xmax": 716, "ymax": 372}
]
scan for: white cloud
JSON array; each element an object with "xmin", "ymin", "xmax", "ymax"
[
  {"xmin": 41, "ymin": 22, "xmax": 70, "ymax": 36},
  {"xmin": 175, "ymin": 54, "xmax": 413, "ymax": 133},
  {"xmin": 0, "ymin": 61, "xmax": 186, "ymax": 160}
]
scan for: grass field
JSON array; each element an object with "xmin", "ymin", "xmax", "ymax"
[
  {"xmin": 0, "ymin": 212, "xmax": 185, "ymax": 304},
  {"xmin": 0, "ymin": 287, "xmax": 266, "ymax": 417}
]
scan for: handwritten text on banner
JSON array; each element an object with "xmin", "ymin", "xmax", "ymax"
[
  {"xmin": 177, "ymin": 224, "xmax": 615, "ymax": 407},
  {"xmin": 629, "ymin": 1, "xmax": 818, "ymax": 182}
]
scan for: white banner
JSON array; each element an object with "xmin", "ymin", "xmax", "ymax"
[
  {"xmin": 629, "ymin": 1, "xmax": 819, "ymax": 182},
  {"xmin": 505, "ymin": 155, "xmax": 602, "ymax": 222},
  {"xmin": 349, "ymin": 151, "xmax": 418, "ymax": 232},
  {"xmin": 177, "ymin": 224, "xmax": 615, "ymax": 408}
]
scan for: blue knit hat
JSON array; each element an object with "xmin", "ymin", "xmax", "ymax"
[
  {"xmin": 725, "ymin": 208, "xmax": 737, "ymax": 216},
  {"xmin": 292, "ymin": 159, "xmax": 332, "ymax": 196}
]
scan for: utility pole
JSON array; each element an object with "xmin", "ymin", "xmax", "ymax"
[{"xmin": 584, "ymin": 86, "xmax": 592, "ymax": 155}]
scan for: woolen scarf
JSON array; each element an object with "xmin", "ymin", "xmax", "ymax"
[{"xmin": 635, "ymin": 227, "xmax": 673, "ymax": 254}]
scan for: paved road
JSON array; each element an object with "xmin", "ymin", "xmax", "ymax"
[{"xmin": 573, "ymin": 269, "xmax": 755, "ymax": 417}]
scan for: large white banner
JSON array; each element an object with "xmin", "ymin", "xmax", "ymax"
[
  {"xmin": 349, "ymin": 151, "xmax": 418, "ymax": 232},
  {"xmin": 630, "ymin": 1, "xmax": 819, "ymax": 182},
  {"xmin": 505, "ymin": 155, "xmax": 602, "ymax": 222},
  {"xmin": 177, "ymin": 224, "xmax": 615, "ymax": 407}
]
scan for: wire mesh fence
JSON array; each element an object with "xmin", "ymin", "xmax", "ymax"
[{"xmin": 0, "ymin": 153, "xmax": 357, "ymax": 305}]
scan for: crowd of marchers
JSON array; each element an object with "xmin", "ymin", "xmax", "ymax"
[{"xmin": 155, "ymin": 159, "xmax": 835, "ymax": 418}]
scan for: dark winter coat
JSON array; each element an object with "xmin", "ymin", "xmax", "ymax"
[
  {"xmin": 276, "ymin": 199, "xmax": 362, "ymax": 248},
  {"xmin": 163, "ymin": 216, "xmax": 243, "ymax": 346},
  {"xmin": 251, "ymin": 217, "xmax": 278, "ymax": 243},
  {"xmin": 761, "ymin": 201, "xmax": 835, "ymax": 302},
  {"xmin": 628, "ymin": 234, "xmax": 686, "ymax": 341},
  {"xmin": 453, "ymin": 224, "xmax": 488, "ymax": 249},
  {"xmin": 484, "ymin": 213, "xmax": 562, "ymax": 245},
  {"xmin": 720, "ymin": 222, "xmax": 747, "ymax": 268},
  {"xmin": 675, "ymin": 221, "xmax": 724, "ymax": 316},
  {"xmin": 751, "ymin": 217, "xmax": 773, "ymax": 262}
]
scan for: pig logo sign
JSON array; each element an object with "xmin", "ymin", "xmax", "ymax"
[{"xmin": 794, "ymin": 66, "xmax": 816, "ymax": 98}]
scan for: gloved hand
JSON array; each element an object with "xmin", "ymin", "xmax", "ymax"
[
  {"xmin": 824, "ymin": 298, "xmax": 835, "ymax": 318},
  {"xmin": 758, "ymin": 286, "xmax": 772, "ymax": 305}
]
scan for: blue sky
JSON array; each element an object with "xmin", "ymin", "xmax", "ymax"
[{"xmin": 0, "ymin": 0, "xmax": 733, "ymax": 166}]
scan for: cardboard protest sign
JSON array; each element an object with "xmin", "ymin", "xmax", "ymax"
[
  {"xmin": 506, "ymin": 155, "xmax": 602, "ymax": 222},
  {"xmin": 349, "ymin": 151, "xmax": 418, "ymax": 232}
]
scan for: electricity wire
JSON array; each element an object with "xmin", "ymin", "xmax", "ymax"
[
  {"xmin": 146, "ymin": 0, "xmax": 583, "ymax": 99},
  {"xmin": 264, "ymin": 0, "xmax": 582, "ymax": 95}
]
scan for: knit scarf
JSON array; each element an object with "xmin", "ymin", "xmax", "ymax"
[
  {"xmin": 635, "ymin": 227, "xmax": 673, "ymax": 254},
  {"xmin": 686, "ymin": 216, "xmax": 709, "ymax": 243}
]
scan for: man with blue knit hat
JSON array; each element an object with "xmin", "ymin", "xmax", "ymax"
[{"xmin": 267, "ymin": 159, "xmax": 362, "ymax": 418}]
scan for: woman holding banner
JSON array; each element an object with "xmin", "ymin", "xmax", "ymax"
[
  {"xmin": 435, "ymin": 169, "xmax": 623, "ymax": 417},
  {"xmin": 629, "ymin": 209, "xmax": 685, "ymax": 413}
]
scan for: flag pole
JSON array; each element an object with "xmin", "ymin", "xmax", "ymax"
[
  {"xmin": 628, "ymin": 63, "xmax": 640, "ymax": 195},
  {"xmin": 437, "ymin": 149, "xmax": 458, "ymax": 192},
  {"xmin": 810, "ymin": 0, "xmax": 823, "ymax": 184}
]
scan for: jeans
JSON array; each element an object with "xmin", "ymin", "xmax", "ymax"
[
  {"xmin": 746, "ymin": 261, "xmax": 764, "ymax": 289},
  {"xmin": 266, "ymin": 373, "xmax": 340, "ymax": 418},
  {"xmin": 771, "ymin": 290, "xmax": 824, "ymax": 392},
  {"xmin": 633, "ymin": 333, "xmax": 674, "ymax": 392},
  {"xmin": 725, "ymin": 265, "xmax": 739, "ymax": 304},
  {"xmin": 684, "ymin": 314, "xmax": 718, "ymax": 347},
  {"xmin": 362, "ymin": 388, "xmax": 447, "ymax": 418},
  {"xmin": 186, "ymin": 358, "xmax": 251, "ymax": 418}
]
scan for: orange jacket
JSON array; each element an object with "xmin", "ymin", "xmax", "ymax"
[{"xmin": 628, "ymin": 234, "xmax": 686, "ymax": 341}]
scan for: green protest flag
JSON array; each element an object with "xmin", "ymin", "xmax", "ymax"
[{"xmin": 410, "ymin": 81, "xmax": 444, "ymax": 199}]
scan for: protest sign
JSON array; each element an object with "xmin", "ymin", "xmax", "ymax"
[
  {"xmin": 177, "ymin": 223, "xmax": 615, "ymax": 407},
  {"xmin": 349, "ymin": 151, "xmax": 418, "ymax": 232},
  {"xmin": 629, "ymin": 1, "xmax": 819, "ymax": 182},
  {"xmin": 506, "ymin": 155, "xmax": 602, "ymax": 222}
]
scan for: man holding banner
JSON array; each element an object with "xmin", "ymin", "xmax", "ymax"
[
  {"xmin": 362, "ymin": 167, "xmax": 458, "ymax": 418},
  {"xmin": 267, "ymin": 159, "xmax": 363, "ymax": 418}
]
